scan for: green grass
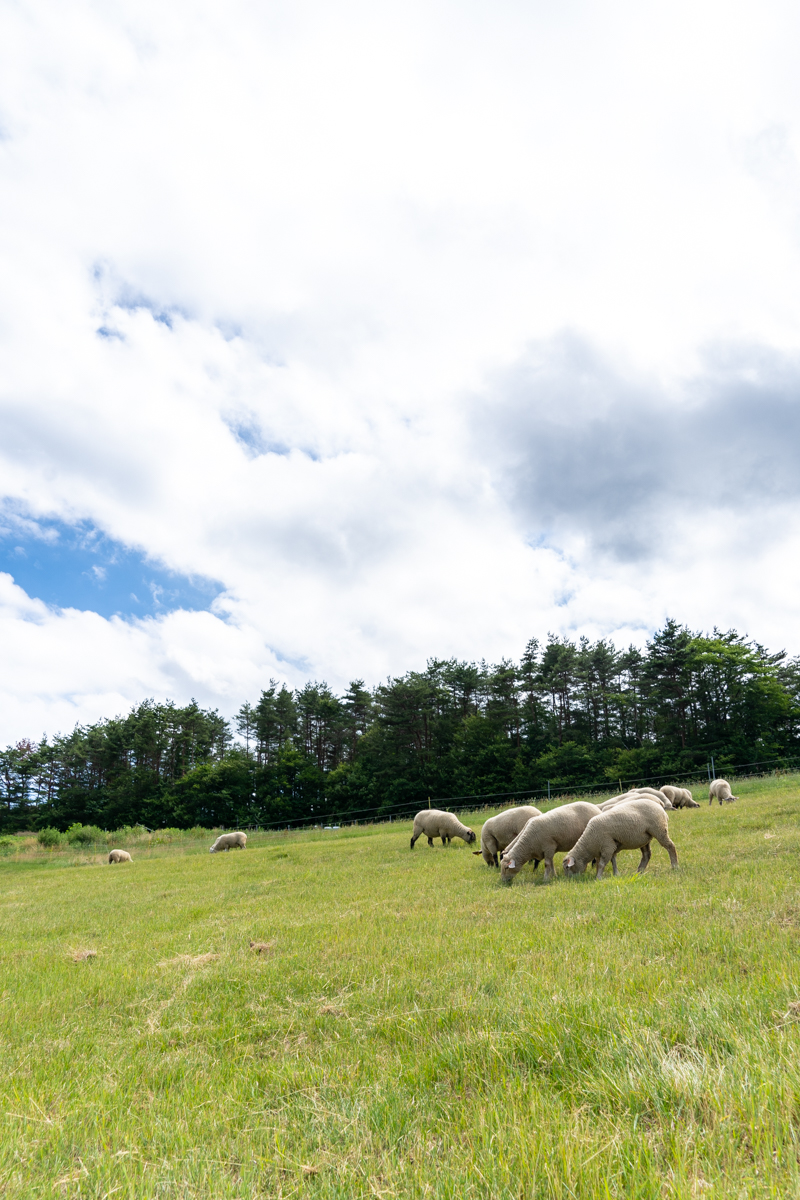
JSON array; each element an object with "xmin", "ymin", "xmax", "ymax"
[{"xmin": 3, "ymin": 777, "xmax": 800, "ymax": 1198}]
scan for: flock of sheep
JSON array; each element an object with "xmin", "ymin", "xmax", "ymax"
[
  {"xmin": 409, "ymin": 779, "xmax": 738, "ymax": 883},
  {"xmin": 105, "ymin": 780, "xmax": 738, "ymax": 872}
]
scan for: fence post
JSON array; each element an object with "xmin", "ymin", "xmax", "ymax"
[{"xmin": 707, "ymin": 762, "xmax": 711, "ymax": 781}]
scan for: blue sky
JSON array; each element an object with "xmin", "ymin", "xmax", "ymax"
[
  {"xmin": 1, "ymin": 518, "xmax": 221, "ymax": 617},
  {"xmin": 1, "ymin": 0, "xmax": 799, "ymax": 743}
]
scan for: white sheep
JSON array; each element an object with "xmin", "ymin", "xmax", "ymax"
[
  {"xmin": 209, "ymin": 831, "xmax": 248, "ymax": 853},
  {"xmin": 563, "ymin": 798, "xmax": 678, "ymax": 879},
  {"xmin": 599, "ymin": 789, "xmax": 672, "ymax": 812},
  {"xmin": 660, "ymin": 785, "xmax": 700, "ymax": 809},
  {"xmin": 410, "ymin": 809, "xmax": 477, "ymax": 849},
  {"xmin": 709, "ymin": 779, "xmax": 737, "ymax": 806},
  {"xmin": 475, "ymin": 805, "xmax": 542, "ymax": 867},
  {"xmin": 108, "ymin": 848, "xmax": 132, "ymax": 863},
  {"xmin": 499, "ymin": 802, "xmax": 602, "ymax": 883},
  {"xmin": 631, "ymin": 787, "xmax": 674, "ymax": 809}
]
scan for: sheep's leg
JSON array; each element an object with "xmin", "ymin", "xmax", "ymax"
[
  {"xmin": 531, "ymin": 859, "xmax": 539, "ymax": 872},
  {"xmin": 543, "ymin": 857, "xmax": 555, "ymax": 881},
  {"xmin": 595, "ymin": 856, "xmax": 608, "ymax": 880},
  {"xmin": 410, "ymin": 832, "xmax": 419, "ymax": 849},
  {"xmin": 636, "ymin": 842, "xmax": 652, "ymax": 873},
  {"xmin": 610, "ymin": 852, "xmax": 619, "ymax": 877},
  {"xmin": 654, "ymin": 831, "xmax": 679, "ymax": 869},
  {"xmin": 427, "ymin": 837, "xmax": 434, "ymax": 847}
]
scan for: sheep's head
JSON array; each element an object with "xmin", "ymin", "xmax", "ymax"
[
  {"xmin": 209, "ymin": 846, "xmax": 216, "ymax": 853},
  {"xmin": 499, "ymin": 856, "xmax": 520, "ymax": 884},
  {"xmin": 465, "ymin": 828, "xmax": 477, "ymax": 844},
  {"xmin": 562, "ymin": 854, "xmax": 585, "ymax": 876}
]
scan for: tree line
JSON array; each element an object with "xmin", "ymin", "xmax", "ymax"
[{"xmin": 2, "ymin": 619, "xmax": 799, "ymax": 832}]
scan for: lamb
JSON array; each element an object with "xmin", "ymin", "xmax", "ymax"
[
  {"xmin": 563, "ymin": 798, "xmax": 678, "ymax": 879},
  {"xmin": 475, "ymin": 805, "xmax": 542, "ymax": 867},
  {"xmin": 660, "ymin": 785, "xmax": 700, "ymax": 809},
  {"xmin": 709, "ymin": 779, "xmax": 738, "ymax": 806},
  {"xmin": 209, "ymin": 831, "xmax": 248, "ymax": 853},
  {"xmin": 410, "ymin": 809, "xmax": 477, "ymax": 849},
  {"xmin": 108, "ymin": 849, "xmax": 132, "ymax": 863},
  {"xmin": 499, "ymin": 802, "xmax": 602, "ymax": 883}
]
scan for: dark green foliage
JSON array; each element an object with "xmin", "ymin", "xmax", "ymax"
[{"xmin": 2, "ymin": 622, "xmax": 799, "ymax": 831}]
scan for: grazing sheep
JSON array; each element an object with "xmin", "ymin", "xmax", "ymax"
[
  {"xmin": 599, "ymin": 790, "xmax": 647, "ymax": 812},
  {"xmin": 499, "ymin": 802, "xmax": 602, "ymax": 883},
  {"xmin": 410, "ymin": 809, "xmax": 477, "ymax": 849},
  {"xmin": 475, "ymin": 805, "xmax": 542, "ymax": 867},
  {"xmin": 108, "ymin": 848, "xmax": 132, "ymax": 864},
  {"xmin": 209, "ymin": 831, "xmax": 248, "ymax": 853},
  {"xmin": 563, "ymin": 798, "xmax": 678, "ymax": 880},
  {"xmin": 599, "ymin": 789, "xmax": 672, "ymax": 812},
  {"xmin": 632, "ymin": 787, "xmax": 674, "ymax": 809},
  {"xmin": 709, "ymin": 779, "xmax": 738, "ymax": 806},
  {"xmin": 661, "ymin": 785, "xmax": 700, "ymax": 809}
]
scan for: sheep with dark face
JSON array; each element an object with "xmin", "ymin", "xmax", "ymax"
[
  {"xmin": 209, "ymin": 831, "xmax": 248, "ymax": 852},
  {"xmin": 563, "ymin": 798, "xmax": 678, "ymax": 880},
  {"xmin": 499, "ymin": 802, "xmax": 602, "ymax": 883},
  {"xmin": 410, "ymin": 809, "xmax": 476, "ymax": 848},
  {"xmin": 475, "ymin": 805, "xmax": 542, "ymax": 867},
  {"xmin": 709, "ymin": 779, "xmax": 738, "ymax": 806}
]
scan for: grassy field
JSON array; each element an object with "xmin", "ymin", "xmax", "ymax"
[{"xmin": 2, "ymin": 778, "xmax": 800, "ymax": 1199}]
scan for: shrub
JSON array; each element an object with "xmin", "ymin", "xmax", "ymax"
[
  {"xmin": 0, "ymin": 835, "xmax": 16, "ymax": 856},
  {"xmin": 108, "ymin": 825, "xmax": 150, "ymax": 844},
  {"xmin": 37, "ymin": 828, "xmax": 66, "ymax": 848},
  {"xmin": 66, "ymin": 823, "xmax": 106, "ymax": 846},
  {"xmin": 151, "ymin": 828, "xmax": 184, "ymax": 844}
]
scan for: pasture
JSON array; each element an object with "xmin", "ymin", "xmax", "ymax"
[{"xmin": 2, "ymin": 777, "xmax": 800, "ymax": 1198}]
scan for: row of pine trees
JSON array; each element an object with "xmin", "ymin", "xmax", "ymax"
[{"xmin": 2, "ymin": 620, "xmax": 799, "ymax": 832}]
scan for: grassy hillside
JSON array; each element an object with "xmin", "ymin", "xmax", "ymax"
[{"xmin": 2, "ymin": 777, "xmax": 800, "ymax": 1198}]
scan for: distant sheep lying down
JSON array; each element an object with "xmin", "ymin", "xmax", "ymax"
[
  {"xmin": 209, "ymin": 831, "xmax": 248, "ymax": 853},
  {"xmin": 108, "ymin": 849, "xmax": 132, "ymax": 863},
  {"xmin": 660, "ymin": 785, "xmax": 700, "ymax": 809},
  {"xmin": 410, "ymin": 809, "xmax": 476, "ymax": 849},
  {"xmin": 564, "ymin": 798, "xmax": 679, "ymax": 880},
  {"xmin": 475, "ymin": 805, "xmax": 542, "ymax": 867},
  {"xmin": 499, "ymin": 802, "xmax": 602, "ymax": 883},
  {"xmin": 709, "ymin": 779, "xmax": 738, "ymax": 806}
]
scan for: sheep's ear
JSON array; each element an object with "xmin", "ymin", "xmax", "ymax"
[{"xmin": 472, "ymin": 850, "xmax": 481, "ymax": 855}]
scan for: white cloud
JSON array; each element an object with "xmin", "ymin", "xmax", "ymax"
[{"xmin": 2, "ymin": 0, "xmax": 800, "ymax": 741}]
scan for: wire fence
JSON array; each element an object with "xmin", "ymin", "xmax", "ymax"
[{"xmin": 234, "ymin": 752, "xmax": 800, "ymax": 836}]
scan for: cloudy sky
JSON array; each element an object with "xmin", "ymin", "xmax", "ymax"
[{"xmin": 2, "ymin": 0, "xmax": 800, "ymax": 743}]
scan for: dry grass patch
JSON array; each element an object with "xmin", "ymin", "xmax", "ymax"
[
  {"xmin": 157, "ymin": 951, "xmax": 219, "ymax": 968},
  {"xmin": 249, "ymin": 940, "xmax": 276, "ymax": 955}
]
